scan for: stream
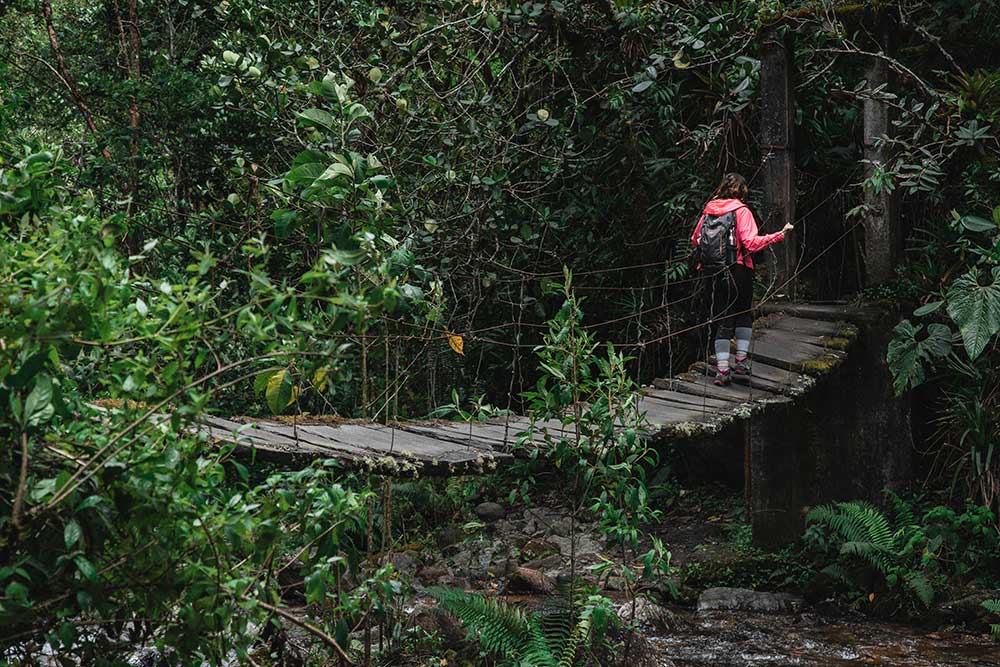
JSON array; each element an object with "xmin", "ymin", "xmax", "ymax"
[{"xmin": 652, "ymin": 609, "xmax": 999, "ymax": 667}]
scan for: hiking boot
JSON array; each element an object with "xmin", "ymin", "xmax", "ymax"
[
  {"xmin": 732, "ymin": 356, "xmax": 751, "ymax": 376},
  {"xmin": 713, "ymin": 368, "xmax": 732, "ymax": 386}
]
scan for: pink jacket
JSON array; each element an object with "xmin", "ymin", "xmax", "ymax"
[{"xmin": 690, "ymin": 198, "xmax": 785, "ymax": 270}]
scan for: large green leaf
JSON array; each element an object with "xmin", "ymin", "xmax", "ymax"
[
  {"xmin": 316, "ymin": 162, "xmax": 354, "ymax": 182},
  {"xmin": 886, "ymin": 320, "xmax": 952, "ymax": 395},
  {"xmin": 297, "ymin": 108, "xmax": 337, "ymax": 133},
  {"xmin": 946, "ymin": 267, "xmax": 1000, "ymax": 359},
  {"xmin": 24, "ymin": 375, "xmax": 54, "ymax": 427}
]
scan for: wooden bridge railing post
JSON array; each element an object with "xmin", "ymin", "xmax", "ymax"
[
  {"xmin": 760, "ymin": 29, "xmax": 798, "ymax": 295},
  {"xmin": 862, "ymin": 14, "xmax": 898, "ymax": 286}
]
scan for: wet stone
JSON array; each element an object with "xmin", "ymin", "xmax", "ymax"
[
  {"xmin": 522, "ymin": 553, "xmax": 562, "ymax": 573},
  {"xmin": 521, "ymin": 537, "xmax": 560, "ymax": 561},
  {"xmin": 389, "ymin": 550, "xmax": 420, "ymax": 576},
  {"xmin": 697, "ymin": 587, "xmax": 802, "ymax": 614},
  {"xmin": 475, "ymin": 501, "xmax": 506, "ymax": 522},
  {"xmin": 505, "ymin": 565, "xmax": 557, "ymax": 594},
  {"xmin": 436, "ymin": 526, "xmax": 464, "ymax": 548},
  {"xmin": 417, "ymin": 562, "xmax": 452, "ymax": 586},
  {"xmin": 618, "ymin": 598, "xmax": 678, "ymax": 632}
]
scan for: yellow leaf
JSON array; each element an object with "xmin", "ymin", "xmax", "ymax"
[
  {"xmin": 868, "ymin": 593, "xmax": 876, "ymax": 602},
  {"xmin": 313, "ymin": 367, "xmax": 329, "ymax": 391},
  {"xmin": 447, "ymin": 332, "xmax": 464, "ymax": 356}
]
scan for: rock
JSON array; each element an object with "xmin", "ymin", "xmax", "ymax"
[
  {"xmin": 521, "ymin": 537, "xmax": 560, "ymax": 561},
  {"xmin": 436, "ymin": 526, "xmax": 464, "ymax": 548},
  {"xmin": 940, "ymin": 590, "xmax": 1000, "ymax": 631},
  {"xmin": 550, "ymin": 516, "xmax": 574, "ymax": 537},
  {"xmin": 697, "ymin": 587, "xmax": 802, "ymax": 614},
  {"xmin": 388, "ymin": 550, "xmax": 420, "ymax": 576},
  {"xmin": 549, "ymin": 532, "xmax": 601, "ymax": 558},
  {"xmin": 617, "ymin": 597, "xmax": 676, "ymax": 632},
  {"xmin": 615, "ymin": 633, "xmax": 677, "ymax": 667},
  {"xmin": 523, "ymin": 554, "xmax": 563, "ymax": 573},
  {"xmin": 505, "ymin": 565, "xmax": 557, "ymax": 594},
  {"xmin": 475, "ymin": 502, "xmax": 506, "ymax": 522},
  {"xmin": 448, "ymin": 541, "xmax": 510, "ymax": 580},
  {"xmin": 412, "ymin": 600, "xmax": 467, "ymax": 644},
  {"xmin": 417, "ymin": 562, "xmax": 452, "ymax": 586}
]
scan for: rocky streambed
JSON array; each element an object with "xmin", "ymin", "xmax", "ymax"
[{"xmin": 401, "ymin": 495, "xmax": 999, "ymax": 667}]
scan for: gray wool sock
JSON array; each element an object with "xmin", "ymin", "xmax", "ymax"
[
  {"xmin": 715, "ymin": 338, "xmax": 731, "ymax": 371},
  {"xmin": 735, "ymin": 327, "xmax": 752, "ymax": 360}
]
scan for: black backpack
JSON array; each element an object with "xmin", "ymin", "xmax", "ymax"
[{"xmin": 694, "ymin": 208, "xmax": 742, "ymax": 270}]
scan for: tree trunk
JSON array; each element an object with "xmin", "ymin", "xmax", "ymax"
[
  {"xmin": 111, "ymin": 0, "xmax": 144, "ymax": 253},
  {"xmin": 41, "ymin": 0, "xmax": 106, "ymax": 147},
  {"xmin": 760, "ymin": 29, "xmax": 797, "ymax": 295}
]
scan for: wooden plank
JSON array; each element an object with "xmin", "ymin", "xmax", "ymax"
[
  {"xmin": 294, "ymin": 424, "xmax": 486, "ymax": 464},
  {"xmin": 423, "ymin": 421, "xmax": 544, "ymax": 446},
  {"xmin": 658, "ymin": 374, "xmax": 782, "ymax": 404},
  {"xmin": 198, "ymin": 416, "xmax": 358, "ymax": 462},
  {"xmin": 642, "ymin": 388, "xmax": 739, "ymax": 411},
  {"xmin": 760, "ymin": 314, "xmax": 844, "ymax": 337},
  {"xmin": 732, "ymin": 359, "xmax": 807, "ymax": 386},
  {"xmin": 391, "ymin": 422, "xmax": 517, "ymax": 450},
  {"xmin": 691, "ymin": 362, "xmax": 792, "ymax": 396},
  {"xmin": 759, "ymin": 302, "xmax": 883, "ymax": 324},
  {"xmin": 640, "ymin": 399, "xmax": 726, "ymax": 426},
  {"xmin": 246, "ymin": 420, "xmax": 497, "ymax": 465},
  {"xmin": 747, "ymin": 331, "xmax": 846, "ymax": 372},
  {"xmin": 755, "ymin": 326, "xmax": 848, "ymax": 352}
]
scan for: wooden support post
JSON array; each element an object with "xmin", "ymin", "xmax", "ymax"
[
  {"xmin": 760, "ymin": 29, "xmax": 797, "ymax": 294},
  {"xmin": 862, "ymin": 17, "xmax": 897, "ymax": 286}
]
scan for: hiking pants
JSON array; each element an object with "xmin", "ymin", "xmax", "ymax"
[{"xmin": 709, "ymin": 264, "xmax": 754, "ymax": 341}]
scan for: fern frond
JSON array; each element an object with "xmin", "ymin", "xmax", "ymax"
[
  {"xmin": 839, "ymin": 540, "xmax": 895, "ymax": 575},
  {"xmin": 983, "ymin": 599, "xmax": 1000, "ymax": 639},
  {"xmin": 523, "ymin": 616, "xmax": 559, "ymax": 667},
  {"xmin": 557, "ymin": 614, "xmax": 592, "ymax": 667},
  {"xmin": 903, "ymin": 571, "xmax": 934, "ymax": 608},
  {"xmin": 429, "ymin": 587, "xmax": 537, "ymax": 661},
  {"xmin": 820, "ymin": 563, "xmax": 857, "ymax": 589},
  {"xmin": 888, "ymin": 491, "xmax": 916, "ymax": 528}
]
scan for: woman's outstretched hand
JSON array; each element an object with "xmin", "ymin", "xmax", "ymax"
[{"xmin": 782, "ymin": 222, "xmax": 794, "ymax": 234}]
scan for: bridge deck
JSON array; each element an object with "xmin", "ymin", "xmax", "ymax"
[{"xmin": 200, "ymin": 305, "xmax": 859, "ymax": 475}]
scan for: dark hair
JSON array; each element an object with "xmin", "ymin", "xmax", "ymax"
[{"xmin": 712, "ymin": 172, "xmax": 748, "ymax": 201}]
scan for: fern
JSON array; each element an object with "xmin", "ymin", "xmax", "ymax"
[
  {"xmin": 984, "ymin": 599, "xmax": 1000, "ymax": 639},
  {"xmin": 429, "ymin": 587, "xmax": 542, "ymax": 663},
  {"xmin": 429, "ymin": 586, "xmax": 605, "ymax": 667},
  {"xmin": 806, "ymin": 501, "xmax": 938, "ymax": 609}
]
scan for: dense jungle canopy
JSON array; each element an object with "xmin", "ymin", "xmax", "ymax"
[{"xmin": 1, "ymin": 1, "xmax": 1000, "ymax": 665}]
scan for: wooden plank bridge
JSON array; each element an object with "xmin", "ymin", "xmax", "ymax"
[{"xmin": 199, "ymin": 304, "xmax": 860, "ymax": 475}]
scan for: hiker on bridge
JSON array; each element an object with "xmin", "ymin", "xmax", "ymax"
[{"xmin": 691, "ymin": 173, "xmax": 794, "ymax": 387}]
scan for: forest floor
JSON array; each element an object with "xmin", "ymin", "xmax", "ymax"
[{"xmin": 267, "ymin": 482, "xmax": 1000, "ymax": 666}]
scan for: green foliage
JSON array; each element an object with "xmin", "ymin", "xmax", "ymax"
[
  {"xmin": 805, "ymin": 495, "xmax": 1000, "ymax": 615},
  {"xmin": 806, "ymin": 500, "xmax": 935, "ymax": 610},
  {"xmin": 429, "ymin": 587, "xmax": 612, "ymax": 667},
  {"xmin": 519, "ymin": 272, "xmax": 673, "ymax": 596},
  {"xmin": 887, "ymin": 319, "xmax": 953, "ymax": 394},
  {"xmin": 0, "ymin": 143, "xmax": 415, "ymax": 662},
  {"xmin": 946, "ymin": 267, "xmax": 1000, "ymax": 360},
  {"xmin": 983, "ymin": 599, "xmax": 1000, "ymax": 638}
]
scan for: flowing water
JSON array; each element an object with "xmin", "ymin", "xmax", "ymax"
[{"xmin": 652, "ymin": 610, "xmax": 999, "ymax": 666}]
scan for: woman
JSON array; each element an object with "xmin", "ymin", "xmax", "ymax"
[{"xmin": 690, "ymin": 173, "xmax": 793, "ymax": 386}]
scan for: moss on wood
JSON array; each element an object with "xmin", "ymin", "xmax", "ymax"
[{"xmin": 800, "ymin": 353, "xmax": 844, "ymax": 376}]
